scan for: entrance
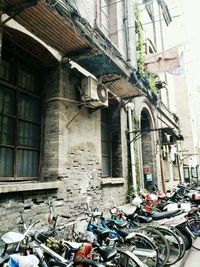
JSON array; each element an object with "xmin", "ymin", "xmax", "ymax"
[{"xmin": 140, "ymin": 109, "xmax": 156, "ymax": 189}]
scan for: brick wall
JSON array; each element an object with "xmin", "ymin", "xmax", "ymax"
[{"xmin": 0, "ymin": 64, "xmax": 128, "ymax": 236}]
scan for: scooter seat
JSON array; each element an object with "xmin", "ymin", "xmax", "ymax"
[
  {"xmin": 93, "ymin": 228, "xmax": 110, "ymax": 240},
  {"xmin": 98, "ymin": 247, "xmax": 117, "ymax": 262},
  {"xmin": 114, "ymin": 221, "xmax": 128, "ymax": 229},
  {"xmin": 152, "ymin": 209, "xmax": 181, "ymax": 220},
  {"xmin": 1, "ymin": 231, "xmax": 24, "ymax": 244},
  {"xmin": 116, "ymin": 228, "xmax": 129, "ymax": 238},
  {"xmin": 137, "ymin": 215, "xmax": 153, "ymax": 223}
]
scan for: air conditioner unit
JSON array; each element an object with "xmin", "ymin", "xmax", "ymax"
[{"xmin": 81, "ymin": 76, "xmax": 108, "ymax": 108}]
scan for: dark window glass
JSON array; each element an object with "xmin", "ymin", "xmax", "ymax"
[
  {"xmin": 17, "ymin": 149, "xmax": 39, "ymax": 177},
  {"xmin": 0, "ymin": 52, "xmax": 41, "ymax": 181},
  {"xmin": 17, "ymin": 121, "xmax": 40, "ymax": 148},
  {"xmin": 18, "ymin": 94, "xmax": 40, "ymax": 123},
  {"xmin": 0, "ymin": 147, "xmax": 13, "ymax": 177},
  {"xmin": 0, "ymin": 86, "xmax": 15, "ymax": 115},
  {"xmin": 17, "ymin": 64, "xmax": 38, "ymax": 93},
  {"xmin": 101, "ymin": 105, "xmax": 122, "ymax": 178},
  {"xmin": 0, "ymin": 58, "xmax": 11, "ymax": 81},
  {"xmin": 101, "ymin": 109, "xmax": 111, "ymax": 177},
  {"xmin": 0, "ymin": 115, "xmax": 14, "ymax": 145}
]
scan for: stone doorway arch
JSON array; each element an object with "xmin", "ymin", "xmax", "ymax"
[{"xmin": 140, "ymin": 108, "xmax": 157, "ymax": 189}]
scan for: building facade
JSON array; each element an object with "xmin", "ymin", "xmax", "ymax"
[{"xmin": 0, "ymin": 0, "xmax": 182, "ymax": 233}]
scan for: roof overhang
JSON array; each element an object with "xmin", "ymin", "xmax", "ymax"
[
  {"xmin": 161, "ymin": 127, "xmax": 184, "ymax": 140},
  {"xmin": 0, "ymin": 0, "xmax": 141, "ymax": 98},
  {"xmin": 1, "ymin": 1, "xmax": 91, "ymax": 56},
  {"xmin": 0, "ymin": 0, "xmax": 37, "ymax": 12}
]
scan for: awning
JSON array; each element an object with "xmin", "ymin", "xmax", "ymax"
[
  {"xmin": 0, "ymin": 0, "xmax": 141, "ymax": 98},
  {"xmin": 0, "ymin": 0, "xmax": 37, "ymax": 12},
  {"xmin": 145, "ymin": 47, "xmax": 181, "ymax": 74},
  {"xmin": 106, "ymin": 77, "xmax": 141, "ymax": 98},
  {"xmin": 76, "ymin": 54, "xmax": 126, "ymax": 77},
  {"xmin": 1, "ymin": 1, "xmax": 92, "ymax": 56},
  {"xmin": 161, "ymin": 127, "xmax": 183, "ymax": 140}
]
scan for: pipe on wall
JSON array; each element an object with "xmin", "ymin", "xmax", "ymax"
[
  {"xmin": 127, "ymin": 103, "xmax": 137, "ymax": 191},
  {"xmin": 123, "ymin": 0, "xmax": 131, "ymax": 61}
]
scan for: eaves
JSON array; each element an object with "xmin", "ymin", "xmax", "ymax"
[{"xmin": 0, "ymin": 0, "xmax": 141, "ymax": 98}]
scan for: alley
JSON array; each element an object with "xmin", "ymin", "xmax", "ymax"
[{"xmin": 173, "ymin": 238, "xmax": 200, "ymax": 267}]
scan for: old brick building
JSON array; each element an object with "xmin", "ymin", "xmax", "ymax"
[{"xmin": 0, "ymin": 0, "xmax": 182, "ymax": 233}]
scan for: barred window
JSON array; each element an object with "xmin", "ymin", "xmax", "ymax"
[
  {"xmin": 0, "ymin": 51, "xmax": 40, "ymax": 181},
  {"xmin": 100, "ymin": 0, "xmax": 109, "ymax": 36},
  {"xmin": 101, "ymin": 105, "xmax": 122, "ymax": 178}
]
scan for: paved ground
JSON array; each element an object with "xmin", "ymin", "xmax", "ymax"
[{"xmin": 172, "ymin": 238, "xmax": 200, "ymax": 267}]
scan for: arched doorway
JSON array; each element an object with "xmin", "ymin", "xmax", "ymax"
[{"xmin": 140, "ymin": 108, "xmax": 156, "ymax": 189}]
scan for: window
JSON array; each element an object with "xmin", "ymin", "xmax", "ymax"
[
  {"xmin": 143, "ymin": 0, "xmax": 154, "ymax": 21},
  {"xmin": 101, "ymin": 108, "xmax": 111, "ymax": 177},
  {"xmin": 101, "ymin": 104, "xmax": 122, "ymax": 177},
  {"xmin": 157, "ymin": 0, "xmax": 172, "ymax": 26},
  {"xmin": 0, "ymin": 49, "xmax": 40, "ymax": 181},
  {"xmin": 100, "ymin": 0, "xmax": 109, "ymax": 36}
]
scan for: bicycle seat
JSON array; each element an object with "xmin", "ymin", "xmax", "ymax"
[
  {"xmin": 93, "ymin": 228, "xmax": 110, "ymax": 240},
  {"xmin": 136, "ymin": 215, "xmax": 153, "ymax": 223},
  {"xmin": 113, "ymin": 220, "xmax": 128, "ymax": 229},
  {"xmin": 98, "ymin": 247, "xmax": 117, "ymax": 262},
  {"xmin": 64, "ymin": 241, "xmax": 82, "ymax": 250},
  {"xmin": 152, "ymin": 209, "xmax": 181, "ymax": 220},
  {"xmin": 1, "ymin": 231, "xmax": 24, "ymax": 244},
  {"xmin": 116, "ymin": 228, "xmax": 129, "ymax": 238}
]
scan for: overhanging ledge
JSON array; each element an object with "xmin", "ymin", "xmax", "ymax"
[{"xmin": 0, "ymin": 181, "xmax": 59, "ymax": 193}]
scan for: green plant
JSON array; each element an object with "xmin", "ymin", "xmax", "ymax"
[
  {"xmin": 134, "ymin": 2, "xmax": 159, "ymax": 95},
  {"xmin": 126, "ymin": 185, "xmax": 137, "ymax": 202},
  {"xmin": 148, "ymin": 73, "xmax": 158, "ymax": 93},
  {"xmin": 135, "ymin": 2, "xmax": 145, "ymax": 75}
]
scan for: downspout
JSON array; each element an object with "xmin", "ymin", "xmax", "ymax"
[
  {"xmin": 0, "ymin": 15, "xmax": 2, "ymax": 62},
  {"xmin": 127, "ymin": 103, "xmax": 137, "ymax": 191},
  {"xmin": 123, "ymin": 0, "xmax": 131, "ymax": 61}
]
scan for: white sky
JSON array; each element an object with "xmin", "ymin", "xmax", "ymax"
[{"xmin": 181, "ymin": 0, "xmax": 200, "ymax": 82}]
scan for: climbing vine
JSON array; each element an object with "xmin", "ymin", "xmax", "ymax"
[
  {"xmin": 135, "ymin": 1, "xmax": 145, "ymax": 75},
  {"xmin": 148, "ymin": 73, "xmax": 157, "ymax": 94},
  {"xmin": 134, "ymin": 1, "xmax": 158, "ymax": 94}
]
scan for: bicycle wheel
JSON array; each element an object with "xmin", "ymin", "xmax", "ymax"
[
  {"xmin": 137, "ymin": 226, "xmax": 170, "ymax": 267},
  {"xmin": 176, "ymin": 226, "xmax": 193, "ymax": 250},
  {"xmin": 122, "ymin": 232, "xmax": 158, "ymax": 267},
  {"xmin": 168, "ymin": 225, "xmax": 186, "ymax": 261},
  {"xmin": 187, "ymin": 218, "xmax": 200, "ymax": 237},
  {"xmin": 112, "ymin": 249, "xmax": 145, "ymax": 267},
  {"xmin": 155, "ymin": 226, "xmax": 182, "ymax": 266}
]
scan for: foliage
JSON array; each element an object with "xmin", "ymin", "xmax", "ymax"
[
  {"xmin": 135, "ymin": 2, "xmax": 145, "ymax": 75},
  {"xmin": 134, "ymin": 1, "xmax": 158, "ymax": 94},
  {"xmin": 148, "ymin": 73, "xmax": 158, "ymax": 94}
]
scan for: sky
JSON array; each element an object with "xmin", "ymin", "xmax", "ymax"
[{"xmin": 181, "ymin": 0, "xmax": 200, "ymax": 83}]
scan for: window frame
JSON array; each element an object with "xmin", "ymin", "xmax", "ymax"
[
  {"xmin": 0, "ymin": 47, "xmax": 41, "ymax": 181},
  {"xmin": 101, "ymin": 109, "xmax": 112, "ymax": 177}
]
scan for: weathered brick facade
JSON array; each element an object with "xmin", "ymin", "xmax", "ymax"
[{"xmin": 0, "ymin": 63, "xmax": 129, "ymax": 235}]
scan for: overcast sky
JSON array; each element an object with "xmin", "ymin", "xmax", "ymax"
[{"xmin": 181, "ymin": 0, "xmax": 200, "ymax": 83}]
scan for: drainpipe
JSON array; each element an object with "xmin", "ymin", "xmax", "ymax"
[
  {"xmin": 0, "ymin": 19, "xmax": 2, "ymax": 62},
  {"xmin": 123, "ymin": 0, "xmax": 131, "ymax": 61},
  {"xmin": 127, "ymin": 103, "xmax": 137, "ymax": 191}
]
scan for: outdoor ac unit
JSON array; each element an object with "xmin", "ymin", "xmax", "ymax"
[{"xmin": 81, "ymin": 76, "xmax": 108, "ymax": 108}]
